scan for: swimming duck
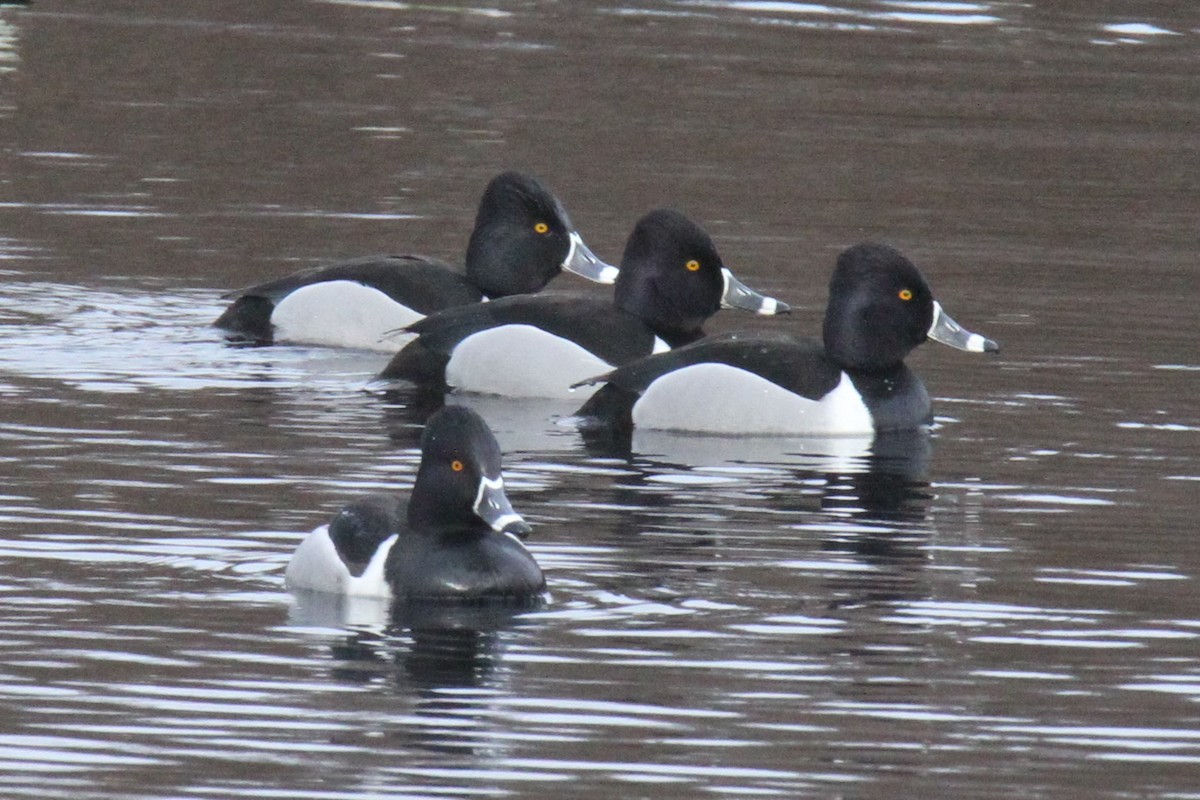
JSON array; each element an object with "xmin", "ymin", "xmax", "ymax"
[
  {"xmin": 215, "ymin": 171, "xmax": 617, "ymax": 350},
  {"xmin": 376, "ymin": 208, "xmax": 789, "ymax": 399},
  {"xmin": 285, "ymin": 405, "xmax": 544, "ymax": 602},
  {"xmin": 575, "ymin": 242, "xmax": 997, "ymax": 436}
]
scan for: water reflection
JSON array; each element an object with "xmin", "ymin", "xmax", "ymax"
[
  {"xmin": 643, "ymin": 0, "xmax": 1199, "ymax": 46},
  {"xmin": 290, "ymin": 592, "xmax": 541, "ymax": 760},
  {"xmin": 3, "ymin": 0, "xmax": 1199, "ymax": 795},
  {"xmin": 292, "ymin": 593, "xmax": 537, "ymax": 688},
  {"xmin": 681, "ymin": 0, "xmax": 1003, "ymax": 29},
  {"xmin": 390, "ymin": 609, "xmax": 526, "ymax": 693},
  {"xmin": 1097, "ymin": 21, "xmax": 1185, "ymax": 45},
  {"xmin": 0, "ymin": 279, "xmax": 395, "ymax": 393},
  {"xmin": 0, "ymin": 16, "xmax": 19, "ymax": 78},
  {"xmin": 318, "ymin": 0, "xmax": 514, "ymax": 18}
]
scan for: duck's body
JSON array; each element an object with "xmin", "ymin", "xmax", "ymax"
[
  {"xmin": 216, "ymin": 172, "xmax": 617, "ymax": 350},
  {"xmin": 217, "ymin": 255, "xmax": 478, "ymax": 350},
  {"xmin": 285, "ymin": 406, "xmax": 544, "ymax": 603},
  {"xmin": 379, "ymin": 295, "xmax": 673, "ymax": 398},
  {"xmin": 576, "ymin": 243, "xmax": 997, "ymax": 437},
  {"xmin": 378, "ymin": 209, "xmax": 788, "ymax": 399}
]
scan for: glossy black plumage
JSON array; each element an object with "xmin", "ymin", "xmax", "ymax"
[
  {"xmin": 577, "ymin": 243, "xmax": 996, "ymax": 436},
  {"xmin": 215, "ymin": 171, "xmax": 614, "ymax": 346},
  {"xmin": 378, "ymin": 209, "xmax": 786, "ymax": 393},
  {"xmin": 285, "ymin": 406, "xmax": 544, "ymax": 603}
]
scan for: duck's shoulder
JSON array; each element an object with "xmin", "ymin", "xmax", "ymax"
[
  {"xmin": 285, "ymin": 494, "xmax": 405, "ymax": 595},
  {"xmin": 327, "ymin": 493, "xmax": 408, "ymax": 575},
  {"xmin": 599, "ymin": 331, "xmax": 840, "ymax": 400},
  {"xmin": 410, "ymin": 293, "xmax": 604, "ymax": 332},
  {"xmin": 409, "ymin": 294, "xmax": 658, "ymax": 362},
  {"xmin": 845, "ymin": 365, "xmax": 931, "ymax": 431},
  {"xmin": 224, "ymin": 254, "xmax": 480, "ymax": 313}
]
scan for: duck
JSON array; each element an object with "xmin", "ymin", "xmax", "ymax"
[
  {"xmin": 214, "ymin": 171, "xmax": 618, "ymax": 350},
  {"xmin": 284, "ymin": 405, "xmax": 545, "ymax": 602},
  {"xmin": 376, "ymin": 208, "xmax": 790, "ymax": 399},
  {"xmin": 574, "ymin": 242, "xmax": 998, "ymax": 436}
]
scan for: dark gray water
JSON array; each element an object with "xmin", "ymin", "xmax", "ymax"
[{"xmin": 2, "ymin": 2, "xmax": 1198, "ymax": 798}]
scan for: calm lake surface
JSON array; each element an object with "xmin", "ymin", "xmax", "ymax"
[{"xmin": 1, "ymin": 1, "xmax": 1198, "ymax": 797}]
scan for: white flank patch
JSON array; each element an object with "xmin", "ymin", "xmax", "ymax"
[
  {"xmin": 284, "ymin": 525, "xmax": 396, "ymax": 598},
  {"xmin": 445, "ymin": 324, "xmax": 612, "ymax": 399},
  {"xmin": 272, "ymin": 280, "xmax": 423, "ymax": 351},
  {"xmin": 632, "ymin": 363, "xmax": 875, "ymax": 435}
]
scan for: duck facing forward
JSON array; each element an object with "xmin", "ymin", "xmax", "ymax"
[
  {"xmin": 576, "ymin": 242, "xmax": 998, "ymax": 436},
  {"xmin": 215, "ymin": 171, "xmax": 617, "ymax": 350},
  {"xmin": 377, "ymin": 208, "xmax": 789, "ymax": 399},
  {"xmin": 285, "ymin": 405, "xmax": 544, "ymax": 603}
]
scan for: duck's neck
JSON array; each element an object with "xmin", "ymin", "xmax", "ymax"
[
  {"xmin": 649, "ymin": 323, "xmax": 705, "ymax": 349},
  {"xmin": 823, "ymin": 305, "xmax": 916, "ymax": 373},
  {"xmin": 614, "ymin": 265, "xmax": 712, "ymax": 349},
  {"xmin": 465, "ymin": 227, "xmax": 556, "ymax": 298},
  {"xmin": 406, "ymin": 480, "xmax": 478, "ymax": 534}
]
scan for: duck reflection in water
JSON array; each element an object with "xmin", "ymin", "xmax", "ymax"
[
  {"xmin": 810, "ymin": 430, "xmax": 937, "ymax": 607},
  {"xmin": 616, "ymin": 428, "xmax": 932, "ymax": 519},
  {"xmin": 291, "ymin": 596, "xmax": 538, "ymax": 690},
  {"xmin": 576, "ymin": 427, "xmax": 937, "ymax": 608},
  {"xmin": 291, "ymin": 596, "xmax": 540, "ymax": 756}
]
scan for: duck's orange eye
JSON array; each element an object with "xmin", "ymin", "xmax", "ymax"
[
  {"xmin": 534, "ymin": 222, "xmax": 549, "ymax": 234},
  {"xmin": 685, "ymin": 259, "xmax": 701, "ymax": 272},
  {"xmin": 451, "ymin": 459, "xmax": 464, "ymax": 472},
  {"xmin": 898, "ymin": 288, "xmax": 913, "ymax": 301}
]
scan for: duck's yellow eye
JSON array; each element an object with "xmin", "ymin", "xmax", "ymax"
[
  {"xmin": 534, "ymin": 222, "xmax": 549, "ymax": 234},
  {"xmin": 451, "ymin": 459, "xmax": 464, "ymax": 472},
  {"xmin": 685, "ymin": 259, "xmax": 701, "ymax": 272},
  {"xmin": 898, "ymin": 288, "xmax": 913, "ymax": 301}
]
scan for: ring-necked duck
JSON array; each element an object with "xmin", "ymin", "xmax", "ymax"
[
  {"xmin": 376, "ymin": 208, "xmax": 789, "ymax": 399},
  {"xmin": 575, "ymin": 242, "xmax": 998, "ymax": 436},
  {"xmin": 285, "ymin": 405, "xmax": 545, "ymax": 602},
  {"xmin": 215, "ymin": 171, "xmax": 617, "ymax": 350}
]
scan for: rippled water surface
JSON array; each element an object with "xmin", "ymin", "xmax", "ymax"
[{"xmin": 1, "ymin": 2, "xmax": 1198, "ymax": 798}]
